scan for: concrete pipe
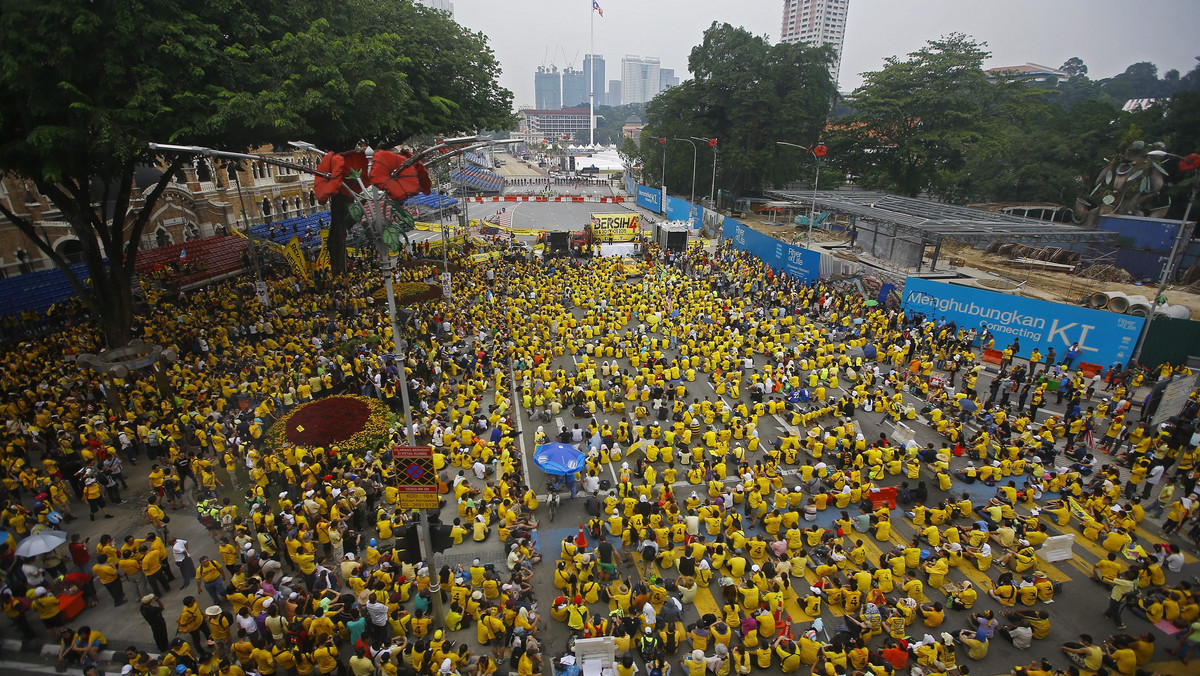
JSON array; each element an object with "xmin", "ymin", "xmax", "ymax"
[
  {"xmin": 1104, "ymin": 291, "xmax": 1131, "ymax": 312},
  {"xmin": 1155, "ymin": 304, "xmax": 1193, "ymax": 320},
  {"xmin": 1125, "ymin": 295, "xmax": 1152, "ymax": 317},
  {"xmin": 1088, "ymin": 291, "xmax": 1112, "ymax": 308}
]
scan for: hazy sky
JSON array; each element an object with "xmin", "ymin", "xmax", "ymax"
[{"xmin": 447, "ymin": 0, "xmax": 1200, "ymax": 109}]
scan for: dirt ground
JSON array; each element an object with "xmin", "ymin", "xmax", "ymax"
[{"xmin": 741, "ymin": 215, "xmax": 1200, "ymax": 318}]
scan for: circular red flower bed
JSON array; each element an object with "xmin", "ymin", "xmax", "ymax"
[{"xmin": 285, "ymin": 396, "xmax": 372, "ymax": 447}]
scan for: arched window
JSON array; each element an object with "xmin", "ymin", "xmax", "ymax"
[
  {"xmin": 184, "ymin": 222, "xmax": 201, "ymax": 241},
  {"xmin": 56, "ymin": 239, "xmax": 86, "ymax": 264},
  {"xmin": 155, "ymin": 227, "xmax": 173, "ymax": 247}
]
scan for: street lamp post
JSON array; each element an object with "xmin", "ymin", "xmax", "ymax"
[
  {"xmin": 690, "ymin": 137, "xmax": 718, "ymax": 209},
  {"xmin": 671, "ymin": 138, "xmax": 697, "ymax": 226},
  {"xmin": 1131, "ymin": 149, "xmax": 1199, "ymax": 364},
  {"xmin": 776, "ymin": 141, "xmax": 825, "ymax": 249}
]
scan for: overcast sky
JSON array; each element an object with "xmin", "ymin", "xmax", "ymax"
[{"xmin": 447, "ymin": 0, "xmax": 1200, "ymax": 109}]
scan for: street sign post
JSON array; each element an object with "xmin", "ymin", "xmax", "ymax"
[{"xmin": 392, "ymin": 445, "xmax": 439, "ymax": 509}]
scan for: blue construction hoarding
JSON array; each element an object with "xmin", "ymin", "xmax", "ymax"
[
  {"xmin": 635, "ymin": 184, "xmax": 663, "ymax": 214},
  {"xmin": 901, "ymin": 277, "xmax": 1145, "ymax": 367},
  {"xmin": 722, "ymin": 218, "xmax": 819, "ymax": 282},
  {"xmin": 665, "ymin": 194, "xmax": 701, "ymax": 229}
]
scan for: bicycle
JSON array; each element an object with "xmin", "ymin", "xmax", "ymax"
[{"xmin": 548, "ymin": 488, "xmax": 561, "ymax": 523}]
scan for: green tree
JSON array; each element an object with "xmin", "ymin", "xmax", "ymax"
[
  {"xmin": 630, "ymin": 22, "xmax": 836, "ymax": 198},
  {"xmin": 0, "ymin": 0, "xmax": 512, "ymax": 346},
  {"xmin": 238, "ymin": 3, "xmax": 513, "ymax": 273},
  {"xmin": 829, "ymin": 34, "xmax": 1001, "ymax": 199}
]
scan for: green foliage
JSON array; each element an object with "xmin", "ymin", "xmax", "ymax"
[
  {"xmin": 0, "ymin": 0, "xmax": 513, "ymax": 344},
  {"xmin": 379, "ymin": 204, "xmax": 415, "ymax": 253},
  {"xmin": 829, "ymin": 34, "xmax": 1000, "ymax": 199},
  {"xmin": 827, "ymin": 36, "xmax": 1200, "ymax": 210},
  {"xmin": 626, "ymin": 22, "xmax": 836, "ymax": 197},
  {"xmin": 331, "ymin": 334, "xmax": 383, "ymax": 360},
  {"xmin": 574, "ymin": 103, "xmax": 646, "ymax": 146}
]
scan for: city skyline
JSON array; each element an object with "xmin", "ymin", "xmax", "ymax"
[{"xmin": 450, "ymin": 0, "xmax": 1199, "ymax": 110}]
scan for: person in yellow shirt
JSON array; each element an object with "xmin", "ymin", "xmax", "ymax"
[
  {"xmin": 92, "ymin": 555, "xmax": 125, "ymax": 606},
  {"xmin": 313, "ymin": 638, "xmax": 339, "ymax": 676}
]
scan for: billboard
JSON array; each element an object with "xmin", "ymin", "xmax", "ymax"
[
  {"xmin": 901, "ymin": 277, "xmax": 1145, "ymax": 366},
  {"xmin": 635, "ymin": 184, "xmax": 663, "ymax": 213},
  {"xmin": 722, "ymin": 218, "xmax": 819, "ymax": 282},
  {"xmin": 590, "ymin": 213, "xmax": 642, "ymax": 241}
]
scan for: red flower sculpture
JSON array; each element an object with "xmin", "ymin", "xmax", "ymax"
[
  {"xmin": 313, "ymin": 152, "xmax": 345, "ymax": 203},
  {"xmin": 369, "ymin": 150, "xmax": 433, "ymax": 202},
  {"xmin": 312, "ymin": 150, "xmax": 373, "ymax": 203},
  {"xmin": 1180, "ymin": 153, "xmax": 1200, "ymax": 173}
]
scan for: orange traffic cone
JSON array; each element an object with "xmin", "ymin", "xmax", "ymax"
[
  {"xmin": 576, "ymin": 525, "xmax": 589, "ymax": 549},
  {"xmin": 777, "ymin": 616, "xmax": 792, "ymax": 639}
]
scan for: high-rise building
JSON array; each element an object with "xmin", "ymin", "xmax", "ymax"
[
  {"xmin": 779, "ymin": 0, "xmax": 849, "ymax": 84},
  {"xmin": 562, "ymin": 68, "xmax": 587, "ymax": 108},
  {"xmin": 534, "ymin": 66, "xmax": 561, "ymax": 111},
  {"xmin": 607, "ymin": 80, "xmax": 622, "ymax": 107},
  {"xmin": 621, "ymin": 55, "xmax": 661, "ymax": 105},
  {"xmin": 417, "ymin": 0, "xmax": 455, "ymax": 18},
  {"xmin": 583, "ymin": 54, "xmax": 605, "ymax": 107},
  {"xmin": 658, "ymin": 68, "xmax": 680, "ymax": 94}
]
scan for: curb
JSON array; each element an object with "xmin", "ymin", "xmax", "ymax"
[{"xmin": 2, "ymin": 637, "xmax": 161, "ymax": 666}]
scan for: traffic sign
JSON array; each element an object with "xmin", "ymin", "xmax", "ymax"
[{"xmin": 392, "ymin": 445, "xmax": 439, "ymax": 509}]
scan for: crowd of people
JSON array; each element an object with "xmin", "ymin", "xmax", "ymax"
[{"xmin": 0, "ymin": 228, "xmax": 1198, "ymax": 676}]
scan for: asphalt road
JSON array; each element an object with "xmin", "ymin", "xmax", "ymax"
[{"xmin": 7, "ymin": 238, "xmax": 1193, "ymax": 676}]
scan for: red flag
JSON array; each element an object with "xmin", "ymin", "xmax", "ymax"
[{"xmin": 708, "ymin": 138, "xmax": 718, "ymax": 147}]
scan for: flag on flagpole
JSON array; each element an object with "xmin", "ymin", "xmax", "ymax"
[
  {"xmin": 179, "ymin": 248, "xmax": 187, "ymax": 259},
  {"xmin": 592, "ymin": 0, "xmax": 603, "ymax": 16}
]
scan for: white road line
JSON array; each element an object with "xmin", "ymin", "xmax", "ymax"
[{"xmin": 509, "ymin": 365, "xmax": 532, "ymax": 489}]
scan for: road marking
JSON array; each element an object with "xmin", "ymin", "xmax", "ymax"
[{"xmin": 508, "ymin": 365, "xmax": 532, "ymax": 489}]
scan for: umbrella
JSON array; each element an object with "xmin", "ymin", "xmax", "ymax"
[
  {"xmin": 14, "ymin": 530, "xmax": 67, "ymax": 558},
  {"xmin": 864, "ymin": 300, "xmax": 879, "ymax": 307},
  {"xmin": 959, "ymin": 399, "xmax": 978, "ymax": 413},
  {"xmin": 0, "ymin": 530, "xmax": 11, "ymax": 550},
  {"xmin": 532, "ymin": 442, "xmax": 587, "ymax": 476},
  {"xmin": 862, "ymin": 344, "xmax": 878, "ymax": 360}
]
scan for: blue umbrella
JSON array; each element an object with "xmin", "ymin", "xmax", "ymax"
[{"xmin": 532, "ymin": 442, "xmax": 587, "ymax": 476}]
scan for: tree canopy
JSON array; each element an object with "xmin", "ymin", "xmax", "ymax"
[
  {"xmin": 626, "ymin": 22, "xmax": 837, "ymax": 197},
  {"xmin": 0, "ymin": 0, "xmax": 512, "ymax": 347},
  {"xmin": 826, "ymin": 36, "xmax": 1200, "ymax": 214}
]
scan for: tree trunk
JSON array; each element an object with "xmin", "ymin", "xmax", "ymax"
[
  {"xmin": 329, "ymin": 193, "xmax": 351, "ymax": 275},
  {"xmin": 100, "ymin": 265, "xmax": 135, "ymax": 348}
]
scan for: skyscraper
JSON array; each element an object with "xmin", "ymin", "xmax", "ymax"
[
  {"xmin": 562, "ymin": 68, "xmax": 587, "ymax": 108},
  {"xmin": 583, "ymin": 54, "xmax": 605, "ymax": 107},
  {"xmin": 779, "ymin": 0, "xmax": 849, "ymax": 84},
  {"xmin": 607, "ymin": 80, "xmax": 622, "ymax": 107},
  {"xmin": 621, "ymin": 55, "xmax": 661, "ymax": 105},
  {"xmin": 534, "ymin": 66, "xmax": 561, "ymax": 110},
  {"xmin": 658, "ymin": 68, "xmax": 680, "ymax": 94},
  {"xmin": 417, "ymin": 0, "xmax": 455, "ymax": 18}
]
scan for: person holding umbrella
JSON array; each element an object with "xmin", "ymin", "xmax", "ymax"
[{"xmin": 140, "ymin": 594, "xmax": 170, "ymax": 652}]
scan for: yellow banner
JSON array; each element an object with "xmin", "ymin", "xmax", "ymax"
[
  {"xmin": 424, "ymin": 234, "xmax": 466, "ymax": 253},
  {"xmin": 283, "ymin": 236, "xmax": 312, "ymax": 284},
  {"xmin": 412, "ymin": 221, "xmax": 466, "ymax": 234},
  {"xmin": 469, "ymin": 251, "xmax": 503, "ymax": 262},
  {"xmin": 315, "ymin": 229, "xmax": 331, "ymax": 271},
  {"xmin": 590, "ymin": 213, "xmax": 641, "ymax": 241}
]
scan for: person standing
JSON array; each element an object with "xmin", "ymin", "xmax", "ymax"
[
  {"xmin": 92, "ymin": 555, "xmax": 125, "ymax": 606},
  {"xmin": 1104, "ymin": 569, "xmax": 1139, "ymax": 630},
  {"xmin": 1, "ymin": 589, "xmax": 36, "ymax": 640},
  {"xmin": 140, "ymin": 594, "xmax": 170, "ymax": 652},
  {"xmin": 196, "ymin": 555, "xmax": 227, "ymax": 606},
  {"xmin": 171, "ymin": 538, "xmax": 196, "ymax": 592}
]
